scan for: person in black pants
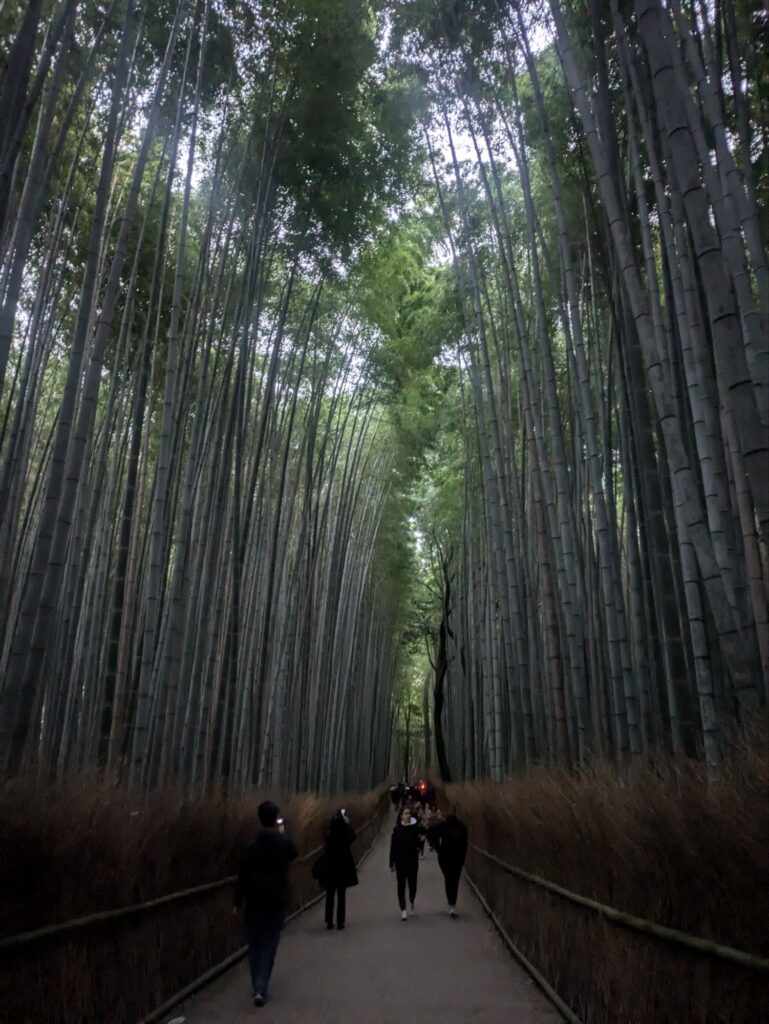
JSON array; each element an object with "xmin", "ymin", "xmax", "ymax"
[
  {"xmin": 389, "ymin": 782, "xmax": 405, "ymax": 810},
  {"xmin": 428, "ymin": 806, "xmax": 468, "ymax": 917},
  {"xmin": 389, "ymin": 806, "xmax": 423, "ymax": 920},
  {"xmin": 233, "ymin": 800, "xmax": 297, "ymax": 1007},
  {"xmin": 323, "ymin": 808, "xmax": 358, "ymax": 929}
]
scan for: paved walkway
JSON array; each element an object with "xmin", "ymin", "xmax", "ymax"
[{"xmin": 172, "ymin": 821, "xmax": 563, "ymax": 1024}]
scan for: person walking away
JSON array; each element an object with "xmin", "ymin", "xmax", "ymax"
[
  {"xmin": 390, "ymin": 806, "xmax": 422, "ymax": 920},
  {"xmin": 390, "ymin": 782, "xmax": 405, "ymax": 810},
  {"xmin": 399, "ymin": 788, "xmax": 416, "ymax": 819},
  {"xmin": 417, "ymin": 779, "xmax": 429, "ymax": 809},
  {"xmin": 420, "ymin": 803, "xmax": 435, "ymax": 851},
  {"xmin": 428, "ymin": 805, "xmax": 468, "ymax": 917},
  {"xmin": 413, "ymin": 800, "xmax": 427, "ymax": 858},
  {"xmin": 234, "ymin": 800, "xmax": 297, "ymax": 1007},
  {"xmin": 424, "ymin": 780, "xmax": 437, "ymax": 809},
  {"xmin": 323, "ymin": 808, "xmax": 358, "ymax": 930}
]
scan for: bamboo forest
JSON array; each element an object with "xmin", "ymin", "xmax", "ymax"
[{"xmin": 0, "ymin": 2, "xmax": 767, "ymax": 1022}]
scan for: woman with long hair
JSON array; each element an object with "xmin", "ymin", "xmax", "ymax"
[{"xmin": 322, "ymin": 808, "xmax": 358, "ymax": 930}]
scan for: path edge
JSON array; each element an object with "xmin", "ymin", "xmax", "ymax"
[
  {"xmin": 140, "ymin": 822, "xmax": 384, "ymax": 1024},
  {"xmin": 463, "ymin": 869, "xmax": 584, "ymax": 1024}
]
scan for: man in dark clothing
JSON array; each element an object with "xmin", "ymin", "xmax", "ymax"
[
  {"xmin": 428, "ymin": 807, "xmax": 468, "ymax": 917},
  {"xmin": 389, "ymin": 807, "xmax": 423, "ymax": 920},
  {"xmin": 417, "ymin": 779, "xmax": 435, "ymax": 810},
  {"xmin": 234, "ymin": 800, "xmax": 297, "ymax": 1007},
  {"xmin": 323, "ymin": 808, "xmax": 358, "ymax": 930},
  {"xmin": 389, "ymin": 782, "xmax": 405, "ymax": 809}
]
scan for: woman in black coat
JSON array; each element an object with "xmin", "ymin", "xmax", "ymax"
[
  {"xmin": 427, "ymin": 807, "xmax": 468, "ymax": 917},
  {"xmin": 323, "ymin": 809, "xmax": 358, "ymax": 929},
  {"xmin": 389, "ymin": 806, "xmax": 423, "ymax": 920}
]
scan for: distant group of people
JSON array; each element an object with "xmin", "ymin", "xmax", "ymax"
[
  {"xmin": 233, "ymin": 784, "xmax": 467, "ymax": 1009},
  {"xmin": 389, "ymin": 778, "xmax": 437, "ymax": 811}
]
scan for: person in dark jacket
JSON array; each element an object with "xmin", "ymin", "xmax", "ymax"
[
  {"xmin": 389, "ymin": 782, "xmax": 405, "ymax": 810},
  {"xmin": 233, "ymin": 800, "xmax": 297, "ymax": 1007},
  {"xmin": 428, "ymin": 806, "xmax": 468, "ymax": 917},
  {"xmin": 389, "ymin": 806, "xmax": 423, "ymax": 920},
  {"xmin": 322, "ymin": 808, "xmax": 358, "ymax": 930}
]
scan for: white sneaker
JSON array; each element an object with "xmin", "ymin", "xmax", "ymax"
[
  {"xmin": 449, "ymin": 906, "xmax": 457, "ymax": 917},
  {"xmin": 400, "ymin": 909, "xmax": 408, "ymax": 921}
]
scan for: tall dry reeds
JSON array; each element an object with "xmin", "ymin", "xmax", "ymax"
[
  {"xmin": 447, "ymin": 725, "xmax": 769, "ymax": 1024},
  {"xmin": 0, "ymin": 777, "xmax": 386, "ymax": 1023}
]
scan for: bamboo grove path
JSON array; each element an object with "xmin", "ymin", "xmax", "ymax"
[{"xmin": 172, "ymin": 821, "xmax": 563, "ymax": 1024}]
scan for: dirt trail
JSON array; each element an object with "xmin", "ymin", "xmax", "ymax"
[{"xmin": 171, "ymin": 820, "xmax": 564, "ymax": 1024}]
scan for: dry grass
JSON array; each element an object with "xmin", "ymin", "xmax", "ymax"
[
  {"xmin": 0, "ymin": 777, "xmax": 386, "ymax": 1023},
  {"xmin": 447, "ymin": 724, "xmax": 769, "ymax": 1024}
]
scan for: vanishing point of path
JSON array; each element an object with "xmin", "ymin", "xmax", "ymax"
[{"xmin": 173, "ymin": 821, "xmax": 563, "ymax": 1024}]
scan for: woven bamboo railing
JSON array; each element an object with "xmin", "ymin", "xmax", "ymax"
[
  {"xmin": 0, "ymin": 810, "xmax": 383, "ymax": 955},
  {"xmin": 469, "ymin": 843, "xmax": 769, "ymax": 972}
]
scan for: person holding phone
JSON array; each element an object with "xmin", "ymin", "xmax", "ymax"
[
  {"xmin": 322, "ymin": 808, "xmax": 358, "ymax": 930},
  {"xmin": 233, "ymin": 800, "xmax": 297, "ymax": 1007}
]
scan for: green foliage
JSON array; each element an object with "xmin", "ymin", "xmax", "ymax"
[
  {"xmin": 391, "ymin": 0, "xmax": 507, "ymax": 69},
  {"xmin": 347, "ymin": 210, "xmax": 467, "ymax": 712},
  {"xmin": 272, "ymin": 0, "xmax": 423, "ymax": 259},
  {"xmin": 357, "ymin": 219, "xmax": 462, "ymax": 388}
]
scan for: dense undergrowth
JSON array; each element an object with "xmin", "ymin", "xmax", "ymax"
[
  {"xmin": 0, "ymin": 780, "xmax": 386, "ymax": 1023},
  {"xmin": 447, "ymin": 724, "xmax": 769, "ymax": 1024}
]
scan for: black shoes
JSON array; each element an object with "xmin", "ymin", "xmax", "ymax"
[
  {"xmin": 326, "ymin": 922, "xmax": 334, "ymax": 929},
  {"xmin": 337, "ymin": 923, "xmax": 345, "ymax": 930},
  {"xmin": 253, "ymin": 993, "xmax": 265, "ymax": 1007}
]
